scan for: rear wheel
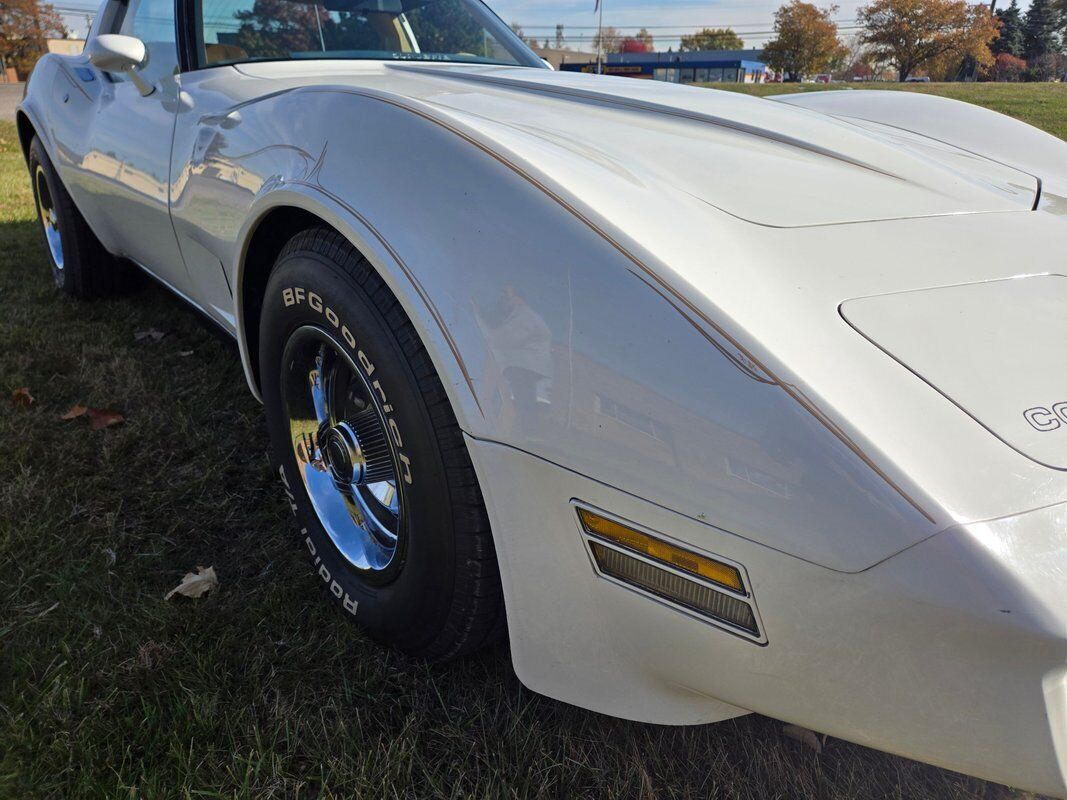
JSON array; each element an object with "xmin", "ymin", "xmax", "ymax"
[
  {"xmin": 260, "ymin": 227, "xmax": 504, "ymax": 660},
  {"xmin": 28, "ymin": 136, "xmax": 139, "ymax": 298}
]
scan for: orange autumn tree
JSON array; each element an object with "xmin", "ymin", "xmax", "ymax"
[
  {"xmin": 858, "ymin": 0, "xmax": 1000, "ymax": 81},
  {"xmin": 0, "ymin": 0, "xmax": 66, "ymax": 75},
  {"xmin": 763, "ymin": 2, "xmax": 847, "ymax": 81}
]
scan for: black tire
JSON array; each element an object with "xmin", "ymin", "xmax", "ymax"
[
  {"xmin": 260, "ymin": 227, "xmax": 504, "ymax": 661},
  {"xmin": 28, "ymin": 136, "xmax": 139, "ymax": 298}
]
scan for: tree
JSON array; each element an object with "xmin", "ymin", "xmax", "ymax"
[
  {"xmin": 508, "ymin": 22, "xmax": 539, "ymax": 48},
  {"xmin": 1022, "ymin": 0, "xmax": 1060, "ymax": 62},
  {"xmin": 859, "ymin": 0, "xmax": 1000, "ymax": 82},
  {"xmin": 1026, "ymin": 51, "xmax": 1059, "ymax": 79},
  {"xmin": 0, "ymin": 0, "xmax": 66, "ymax": 76},
  {"xmin": 403, "ymin": 0, "xmax": 486, "ymax": 54},
  {"xmin": 838, "ymin": 32, "xmax": 877, "ymax": 78},
  {"xmin": 763, "ymin": 2, "xmax": 847, "ymax": 81},
  {"xmin": 591, "ymin": 25, "xmax": 620, "ymax": 54},
  {"xmin": 1055, "ymin": 0, "xmax": 1067, "ymax": 33},
  {"xmin": 635, "ymin": 27, "xmax": 655, "ymax": 50},
  {"xmin": 992, "ymin": 51, "xmax": 1027, "ymax": 79},
  {"xmin": 993, "ymin": 0, "xmax": 1024, "ymax": 57},
  {"xmin": 232, "ymin": 0, "xmax": 324, "ymax": 58},
  {"xmin": 618, "ymin": 36, "xmax": 651, "ymax": 53},
  {"xmin": 679, "ymin": 28, "xmax": 745, "ymax": 51}
]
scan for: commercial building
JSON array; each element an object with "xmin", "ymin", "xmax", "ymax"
[
  {"xmin": 560, "ymin": 49, "xmax": 770, "ymax": 84},
  {"xmin": 46, "ymin": 38, "xmax": 85, "ymax": 56},
  {"xmin": 533, "ymin": 47, "xmax": 599, "ymax": 70}
]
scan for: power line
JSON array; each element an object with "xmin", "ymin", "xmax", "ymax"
[
  {"xmin": 546, "ymin": 27, "xmax": 868, "ymax": 41},
  {"xmin": 517, "ymin": 20, "xmax": 860, "ymax": 29},
  {"xmin": 42, "ymin": 1, "xmax": 861, "ymax": 29},
  {"xmin": 42, "ymin": 3, "xmax": 870, "ymax": 45}
]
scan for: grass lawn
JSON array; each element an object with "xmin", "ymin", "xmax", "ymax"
[
  {"xmin": 713, "ymin": 82, "xmax": 1067, "ymax": 142},
  {"xmin": 0, "ymin": 109, "xmax": 1047, "ymax": 799}
]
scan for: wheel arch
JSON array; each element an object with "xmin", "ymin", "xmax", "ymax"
[
  {"xmin": 15, "ymin": 56, "xmax": 60, "ymax": 164},
  {"xmin": 16, "ymin": 110, "xmax": 36, "ymax": 163},
  {"xmin": 236, "ymin": 204, "xmax": 324, "ymax": 396},
  {"xmin": 234, "ymin": 189, "xmax": 485, "ymax": 439}
]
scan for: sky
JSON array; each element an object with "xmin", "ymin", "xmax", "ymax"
[{"xmin": 490, "ymin": 0, "xmax": 1032, "ymax": 49}]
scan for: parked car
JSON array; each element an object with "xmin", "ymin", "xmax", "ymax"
[{"xmin": 16, "ymin": 0, "xmax": 1067, "ymax": 794}]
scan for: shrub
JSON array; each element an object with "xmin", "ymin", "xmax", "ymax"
[{"xmin": 993, "ymin": 52, "xmax": 1027, "ymax": 80}]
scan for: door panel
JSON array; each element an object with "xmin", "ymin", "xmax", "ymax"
[
  {"xmin": 47, "ymin": 60, "xmax": 115, "ymax": 244},
  {"xmin": 81, "ymin": 76, "xmax": 187, "ymax": 289},
  {"xmin": 51, "ymin": 0, "xmax": 190, "ymax": 295}
]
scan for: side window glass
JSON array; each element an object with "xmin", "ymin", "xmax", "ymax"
[{"xmin": 112, "ymin": 0, "xmax": 178, "ymax": 83}]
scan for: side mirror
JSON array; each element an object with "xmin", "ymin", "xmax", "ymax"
[{"xmin": 87, "ymin": 34, "xmax": 155, "ymax": 96}]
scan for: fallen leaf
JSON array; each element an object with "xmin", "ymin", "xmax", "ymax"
[
  {"xmin": 59, "ymin": 404, "xmax": 88, "ymax": 420},
  {"xmin": 164, "ymin": 566, "xmax": 218, "ymax": 601},
  {"xmin": 783, "ymin": 724, "xmax": 823, "ymax": 753},
  {"xmin": 11, "ymin": 387, "xmax": 34, "ymax": 408},
  {"xmin": 136, "ymin": 640, "xmax": 170, "ymax": 668},
  {"xmin": 87, "ymin": 408, "xmax": 125, "ymax": 430},
  {"xmin": 117, "ymin": 640, "xmax": 171, "ymax": 673},
  {"xmin": 178, "ymin": 350, "xmax": 194, "ymax": 357},
  {"xmin": 134, "ymin": 328, "xmax": 167, "ymax": 342}
]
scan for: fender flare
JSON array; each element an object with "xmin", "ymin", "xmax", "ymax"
[
  {"xmin": 233, "ymin": 185, "xmax": 486, "ymax": 438},
  {"xmin": 16, "ymin": 90, "xmax": 56, "ymax": 163}
]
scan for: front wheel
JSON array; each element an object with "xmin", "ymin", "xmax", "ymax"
[{"xmin": 260, "ymin": 228, "xmax": 504, "ymax": 660}]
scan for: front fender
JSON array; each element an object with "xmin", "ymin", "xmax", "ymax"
[
  {"xmin": 174, "ymin": 80, "xmax": 941, "ymax": 573},
  {"xmin": 15, "ymin": 54, "xmax": 62, "ymax": 160},
  {"xmin": 232, "ymin": 182, "xmax": 491, "ymax": 439}
]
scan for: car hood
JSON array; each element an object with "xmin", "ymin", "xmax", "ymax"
[
  {"xmin": 234, "ymin": 63, "xmax": 1038, "ymax": 228},
  {"xmin": 842, "ymin": 275, "xmax": 1067, "ymax": 470}
]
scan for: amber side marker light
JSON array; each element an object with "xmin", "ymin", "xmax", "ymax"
[
  {"xmin": 577, "ymin": 507, "xmax": 760, "ymax": 637},
  {"xmin": 577, "ymin": 507, "xmax": 744, "ymax": 593}
]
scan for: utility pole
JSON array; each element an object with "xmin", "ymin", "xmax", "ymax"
[
  {"xmin": 595, "ymin": 0, "xmax": 604, "ymax": 74},
  {"xmin": 970, "ymin": 0, "xmax": 997, "ymax": 80}
]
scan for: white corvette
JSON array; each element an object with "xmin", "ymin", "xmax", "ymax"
[{"xmin": 17, "ymin": 0, "xmax": 1067, "ymax": 793}]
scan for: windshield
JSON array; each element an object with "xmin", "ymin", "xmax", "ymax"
[{"xmin": 196, "ymin": 0, "xmax": 542, "ymax": 68}]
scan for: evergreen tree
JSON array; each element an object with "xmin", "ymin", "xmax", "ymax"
[
  {"xmin": 993, "ymin": 0, "xmax": 1024, "ymax": 57},
  {"xmin": 1022, "ymin": 0, "xmax": 1060, "ymax": 62}
]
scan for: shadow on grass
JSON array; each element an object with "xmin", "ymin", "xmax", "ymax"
[{"xmin": 0, "ymin": 217, "xmax": 1031, "ymax": 799}]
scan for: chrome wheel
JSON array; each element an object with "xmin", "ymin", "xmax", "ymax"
[
  {"xmin": 283, "ymin": 326, "xmax": 405, "ymax": 576},
  {"xmin": 34, "ymin": 165, "xmax": 63, "ymax": 271}
]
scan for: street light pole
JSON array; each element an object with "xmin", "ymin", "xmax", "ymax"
[{"xmin": 595, "ymin": 0, "xmax": 604, "ymax": 74}]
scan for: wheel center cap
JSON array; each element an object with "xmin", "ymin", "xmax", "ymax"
[{"xmin": 322, "ymin": 422, "xmax": 364, "ymax": 485}]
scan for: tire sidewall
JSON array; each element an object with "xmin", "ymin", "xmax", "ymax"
[
  {"xmin": 28, "ymin": 139, "xmax": 70, "ymax": 293},
  {"xmin": 261, "ymin": 249, "xmax": 457, "ymax": 649}
]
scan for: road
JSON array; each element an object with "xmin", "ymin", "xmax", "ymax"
[{"xmin": 1, "ymin": 84, "xmax": 24, "ymax": 122}]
